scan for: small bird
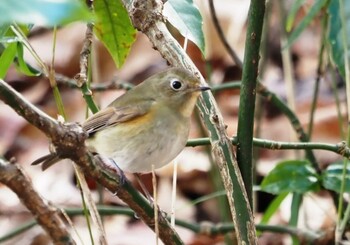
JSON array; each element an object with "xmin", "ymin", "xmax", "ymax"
[{"xmin": 34, "ymin": 67, "xmax": 210, "ymax": 173}]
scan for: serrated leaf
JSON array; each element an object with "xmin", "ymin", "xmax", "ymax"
[
  {"xmin": 164, "ymin": 0, "xmax": 205, "ymax": 54},
  {"xmin": 0, "ymin": 0, "xmax": 93, "ymax": 26},
  {"xmin": 322, "ymin": 163, "xmax": 350, "ymax": 193},
  {"xmin": 94, "ymin": 0, "xmax": 136, "ymax": 68},
  {"xmin": 285, "ymin": 0, "xmax": 327, "ymax": 49},
  {"xmin": 261, "ymin": 160, "xmax": 320, "ymax": 194},
  {"xmin": 328, "ymin": 0, "xmax": 350, "ymax": 79}
]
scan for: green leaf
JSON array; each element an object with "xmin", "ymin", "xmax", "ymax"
[
  {"xmin": 0, "ymin": 24, "xmax": 10, "ymax": 39},
  {"xmin": 164, "ymin": 0, "xmax": 205, "ymax": 54},
  {"xmin": 261, "ymin": 160, "xmax": 320, "ymax": 194},
  {"xmin": 0, "ymin": 24, "xmax": 11, "ymax": 54},
  {"xmin": 322, "ymin": 163, "xmax": 350, "ymax": 193},
  {"xmin": 0, "ymin": 42, "xmax": 17, "ymax": 78},
  {"xmin": 328, "ymin": 0, "xmax": 350, "ymax": 79},
  {"xmin": 285, "ymin": 0, "xmax": 327, "ymax": 49},
  {"xmin": 15, "ymin": 42, "xmax": 41, "ymax": 76},
  {"xmin": 0, "ymin": 0, "xmax": 93, "ymax": 26},
  {"xmin": 259, "ymin": 192, "xmax": 288, "ymax": 224},
  {"xmin": 286, "ymin": 0, "xmax": 306, "ymax": 32},
  {"xmin": 94, "ymin": 0, "xmax": 136, "ymax": 68},
  {"xmin": 256, "ymin": 192, "xmax": 288, "ymax": 236}
]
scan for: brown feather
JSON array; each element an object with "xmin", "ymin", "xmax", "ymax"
[{"xmin": 82, "ymin": 100, "xmax": 154, "ymax": 135}]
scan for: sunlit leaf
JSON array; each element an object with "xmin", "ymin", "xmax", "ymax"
[
  {"xmin": 94, "ymin": 0, "xmax": 136, "ymax": 68},
  {"xmin": 164, "ymin": 0, "xmax": 205, "ymax": 54}
]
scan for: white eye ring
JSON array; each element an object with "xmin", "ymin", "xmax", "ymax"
[{"xmin": 170, "ymin": 79, "xmax": 183, "ymax": 91}]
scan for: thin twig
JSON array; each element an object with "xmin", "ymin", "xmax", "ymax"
[
  {"xmin": 187, "ymin": 137, "xmax": 350, "ymax": 159},
  {"xmin": 0, "ymin": 79, "xmax": 183, "ymax": 245},
  {"xmin": 76, "ymin": 22, "xmax": 99, "ymax": 113},
  {"xmin": 1, "ymin": 206, "xmax": 325, "ymax": 244},
  {"xmin": 152, "ymin": 164, "xmax": 159, "ymax": 245},
  {"xmin": 258, "ymin": 83, "xmax": 319, "ymax": 171},
  {"xmin": 0, "ymin": 157, "xmax": 75, "ymax": 244},
  {"xmin": 55, "ymin": 73, "xmax": 134, "ymax": 91},
  {"xmin": 208, "ymin": 0, "xmax": 243, "ymax": 69},
  {"xmin": 72, "ymin": 15, "xmax": 107, "ymax": 244},
  {"xmin": 336, "ymin": 0, "xmax": 350, "ymax": 241},
  {"xmin": 308, "ymin": 15, "xmax": 328, "ymax": 139},
  {"xmin": 123, "ymin": 0, "xmax": 256, "ymax": 243}
]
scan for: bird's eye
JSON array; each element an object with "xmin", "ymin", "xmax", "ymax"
[{"xmin": 170, "ymin": 79, "xmax": 183, "ymax": 91}]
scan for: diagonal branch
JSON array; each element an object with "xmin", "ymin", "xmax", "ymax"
[
  {"xmin": 121, "ymin": 0, "xmax": 256, "ymax": 244},
  {"xmin": 0, "ymin": 157, "xmax": 75, "ymax": 245},
  {"xmin": 0, "ymin": 79, "xmax": 183, "ymax": 245}
]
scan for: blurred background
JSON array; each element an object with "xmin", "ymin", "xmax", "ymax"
[{"xmin": 0, "ymin": 0, "xmax": 342, "ymax": 244}]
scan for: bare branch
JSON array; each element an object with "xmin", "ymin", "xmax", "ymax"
[
  {"xmin": 121, "ymin": 0, "xmax": 255, "ymax": 243},
  {"xmin": 0, "ymin": 79, "xmax": 183, "ymax": 245},
  {"xmin": 0, "ymin": 157, "xmax": 75, "ymax": 245},
  {"xmin": 208, "ymin": 0, "xmax": 243, "ymax": 69},
  {"xmin": 55, "ymin": 73, "xmax": 134, "ymax": 91}
]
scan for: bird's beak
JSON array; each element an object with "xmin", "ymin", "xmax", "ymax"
[
  {"xmin": 199, "ymin": 85, "xmax": 211, "ymax": 91},
  {"xmin": 191, "ymin": 84, "xmax": 211, "ymax": 92}
]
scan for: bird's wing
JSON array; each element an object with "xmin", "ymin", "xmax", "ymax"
[{"xmin": 82, "ymin": 100, "xmax": 154, "ymax": 135}]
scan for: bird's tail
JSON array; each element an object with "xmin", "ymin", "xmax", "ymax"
[{"xmin": 31, "ymin": 153, "xmax": 62, "ymax": 171}]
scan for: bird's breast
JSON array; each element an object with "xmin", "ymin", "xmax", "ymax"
[{"xmin": 86, "ymin": 106, "xmax": 190, "ymax": 173}]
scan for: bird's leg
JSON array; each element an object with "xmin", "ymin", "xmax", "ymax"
[
  {"xmin": 134, "ymin": 173, "xmax": 154, "ymax": 203},
  {"xmin": 92, "ymin": 154, "xmax": 127, "ymax": 185},
  {"xmin": 93, "ymin": 155, "xmax": 164, "ymax": 216},
  {"xmin": 134, "ymin": 173, "xmax": 168, "ymax": 222}
]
